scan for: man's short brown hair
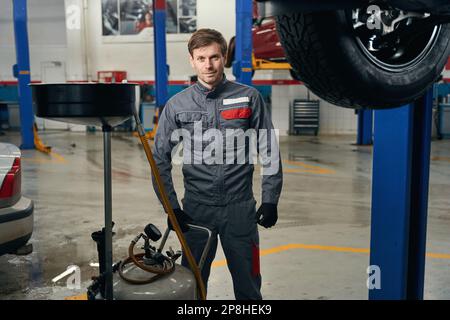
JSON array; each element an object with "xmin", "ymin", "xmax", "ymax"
[{"xmin": 188, "ymin": 28, "xmax": 227, "ymax": 57}]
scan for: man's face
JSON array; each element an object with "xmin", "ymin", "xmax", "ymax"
[{"xmin": 189, "ymin": 42, "xmax": 225, "ymax": 89}]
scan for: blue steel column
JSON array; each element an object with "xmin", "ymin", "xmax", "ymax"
[
  {"xmin": 357, "ymin": 109, "xmax": 373, "ymax": 145},
  {"xmin": 153, "ymin": 0, "xmax": 168, "ymax": 112},
  {"xmin": 12, "ymin": 0, "xmax": 34, "ymax": 149},
  {"xmin": 406, "ymin": 89, "xmax": 433, "ymax": 299},
  {"xmin": 233, "ymin": 0, "xmax": 253, "ymax": 86},
  {"xmin": 369, "ymin": 88, "xmax": 433, "ymax": 300},
  {"xmin": 370, "ymin": 103, "xmax": 413, "ymax": 300}
]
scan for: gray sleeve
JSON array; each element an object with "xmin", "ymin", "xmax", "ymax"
[
  {"xmin": 250, "ymin": 92, "xmax": 283, "ymax": 205},
  {"xmin": 151, "ymin": 102, "xmax": 181, "ymax": 210}
]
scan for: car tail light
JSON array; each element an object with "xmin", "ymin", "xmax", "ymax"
[{"xmin": 0, "ymin": 157, "xmax": 21, "ymax": 199}]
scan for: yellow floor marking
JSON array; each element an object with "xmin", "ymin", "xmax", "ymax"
[
  {"xmin": 431, "ymin": 156, "xmax": 450, "ymax": 163},
  {"xmin": 64, "ymin": 244, "xmax": 450, "ymax": 300},
  {"xmin": 49, "ymin": 151, "xmax": 67, "ymax": 163},
  {"xmin": 21, "ymin": 151, "xmax": 67, "ymax": 164},
  {"xmin": 211, "ymin": 260, "xmax": 228, "ymax": 268},
  {"xmin": 21, "ymin": 158, "xmax": 54, "ymax": 164},
  {"xmin": 211, "ymin": 243, "xmax": 450, "ymax": 268},
  {"xmin": 282, "ymin": 159, "xmax": 335, "ymax": 175},
  {"xmin": 259, "ymin": 243, "xmax": 369, "ymax": 255},
  {"xmin": 283, "ymin": 168, "xmax": 333, "ymax": 174},
  {"xmin": 65, "ymin": 293, "xmax": 88, "ymax": 300},
  {"xmin": 426, "ymin": 252, "xmax": 450, "ymax": 259}
]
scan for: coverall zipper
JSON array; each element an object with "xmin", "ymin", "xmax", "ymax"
[{"xmin": 212, "ymin": 96, "xmax": 224, "ymax": 205}]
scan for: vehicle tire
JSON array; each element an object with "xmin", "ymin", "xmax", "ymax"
[{"xmin": 276, "ymin": 10, "xmax": 450, "ymax": 109}]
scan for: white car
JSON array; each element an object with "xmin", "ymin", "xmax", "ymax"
[{"xmin": 0, "ymin": 143, "xmax": 33, "ymax": 256}]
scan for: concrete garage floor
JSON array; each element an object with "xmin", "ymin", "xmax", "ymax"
[{"xmin": 1, "ymin": 130, "xmax": 450, "ymax": 300}]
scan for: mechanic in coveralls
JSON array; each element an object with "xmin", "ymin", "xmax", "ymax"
[{"xmin": 152, "ymin": 28, "xmax": 283, "ymax": 300}]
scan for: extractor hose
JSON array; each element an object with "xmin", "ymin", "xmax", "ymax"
[
  {"xmin": 132, "ymin": 109, "xmax": 207, "ymax": 301},
  {"xmin": 128, "ymin": 233, "xmax": 175, "ymax": 274}
]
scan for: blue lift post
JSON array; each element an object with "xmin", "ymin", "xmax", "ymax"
[
  {"xmin": 153, "ymin": 0, "xmax": 169, "ymax": 116},
  {"xmin": 233, "ymin": 0, "xmax": 253, "ymax": 86},
  {"xmin": 357, "ymin": 109, "xmax": 373, "ymax": 145},
  {"xmin": 12, "ymin": 0, "xmax": 34, "ymax": 149},
  {"xmin": 369, "ymin": 88, "xmax": 433, "ymax": 299}
]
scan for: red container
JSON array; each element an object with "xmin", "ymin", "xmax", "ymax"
[{"xmin": 98, "ymin": 71, "xmax": 128, "ymax": 83}]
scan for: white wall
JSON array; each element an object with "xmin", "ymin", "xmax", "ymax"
[
  {"xmin": 270, "ymin": 70, "xmax": 357, "ymax": 135},
  {"xmin": 0, "ymin": 1, "xmax": 15, "ymax": 81},
  {"xmin": 0, "ymin": 0, "xmax": 71, "ymax": 130}
]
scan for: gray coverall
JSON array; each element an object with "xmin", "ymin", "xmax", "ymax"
[{"xmin": 152, "ymin": 76, "xmax": 283, "ymax": 300}]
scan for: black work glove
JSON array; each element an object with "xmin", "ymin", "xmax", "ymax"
[
  {"xmin": 256, "ymin": 203, "xmax": 278, "ymax": 228},
  {"xmin": 168, "ymin": 208, "xmax": 193, "ymax": 233}
]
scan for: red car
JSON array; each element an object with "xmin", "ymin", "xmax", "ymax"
[{"xmin": 252, "ymin": 17, "xmax": 285, "ymax": 62}]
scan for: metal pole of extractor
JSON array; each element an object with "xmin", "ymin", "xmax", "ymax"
[{"xmin": 103, "ymin": 125, "xmax": 113, "ymax": 300}]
